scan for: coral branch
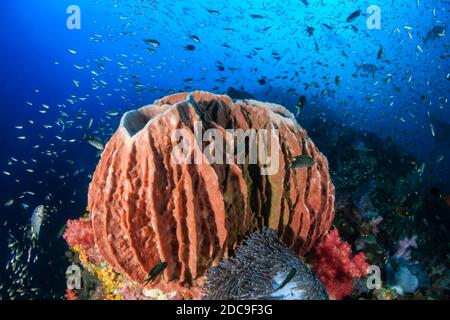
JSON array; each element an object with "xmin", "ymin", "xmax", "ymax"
[
  {"xmin": 63, "ymin": 218, "xmax": 95, "ymax": 252},
  {"xmin": 64, "ymin": 288, "xmax": 78, "ymax": 300},
  {"xmin": 311, "ymin": 229, "xmax": 369, "ymax": 300}
]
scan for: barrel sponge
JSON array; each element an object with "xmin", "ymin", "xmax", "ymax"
[{"xmin": 87, "ymin": 91, "xmax": 335, "ymax": 293}]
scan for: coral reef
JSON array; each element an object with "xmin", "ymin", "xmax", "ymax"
[
  {"xmin": 65, "ymin": 288, "xmax": 78, "ymax": 300},
  {"xmin": 61, "ymin": 95, "xmax": 450, "ymax": 300},
  {"xmin": 63, "ymin": 218, "xmax": 95, "ymax": 252},
  {"xmin": 203, "ymin": 228, "xmax": 328, "ymax": 300},
  {"xmin": 64, "ymin": 242, "xmax": 186, "ymax": 300},
  {"xmin": 385, "ymin": 257, "xmax": 429, "ymax": 295},
  {"xmin": 394, "ymin": 236, "xmax": 418, "ymax": 260},
  {"xmin": 332, "ymin": 155, "xmax": 378, "ymax": 190},
  {"xmin": 63, "ymin": 217, "xmax": 104, "ymax": 267},
  {"xmin": 304, "ymin": 115, "xmax": 449, "ymax": 299},
  {"xmin": 86, "ymin": 91, "xmax": 335, "ymax": 292},
  {"xmin": 310, "ymin": 229, "xmax": 369, "ymax": 300},
  {"xmin": 385, "ymin": 235, "xmax": 429, "ymax": 296}
]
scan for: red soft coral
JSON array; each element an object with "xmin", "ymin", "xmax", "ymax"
[
  {"xmin": 65, "ymin": 288, "xmax": 78, "ymax": 300},
  {"xmin": 63, "ymin": 218, "xmax": 95, "ymax": 251},
  {"xmin": 311, "ymin": 229, "xmax": 369, "ymax": 300}
]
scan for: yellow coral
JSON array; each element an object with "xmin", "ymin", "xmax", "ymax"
[
  {"xmin": 78, "ymin": 249, "xmax": 90, "ymax": 265},
  {"xmin": 180, "ymin": 291, "xmax": 193, "ymax": 300},
  {"xmin": 104, "ymin": 294, "xmax": 121, "ymax": 300},
  {"xmin": 72, "ymin": 243, "xmax": 126, "ymax": 299},
  {"xmin": 72, "ymin": 245, "xmax": 97, "ymax": 273},
  {"xmin": 71, "ymin": 245, "xmax": 81, "ymax": 254},
  {"xmin": 96, "ymin": 266, "xmax": 124, "ymax": 297}
]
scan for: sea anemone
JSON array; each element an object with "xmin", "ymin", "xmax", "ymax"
[{"xmin": 202, "ymin": 228, "xmax": 328, "ymax": 300}]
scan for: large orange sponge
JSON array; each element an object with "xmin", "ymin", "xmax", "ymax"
[{"xmin": 87, "ymin": 91, "xmax": 335, "ymax": 293}]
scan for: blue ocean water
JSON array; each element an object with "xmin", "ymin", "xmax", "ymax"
[{"xmin": 0, "ymin": 0, "xmax": 448, "ymax": 299}]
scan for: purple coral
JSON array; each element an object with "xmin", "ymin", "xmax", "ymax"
[{"xmin": 394, "ymin": 236, "xmax": 418, "ymax": 260}]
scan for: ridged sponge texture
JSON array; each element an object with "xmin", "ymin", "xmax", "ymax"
[{"xmin": 87, "ymin": 91, "xmax": 335, "ymax": 290}]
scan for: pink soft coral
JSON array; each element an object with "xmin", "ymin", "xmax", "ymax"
[
  {"xmin": 63, "ymin": 218, "xmax": 95, "ymax": 251},
  {"xmin": 311, "ymin": 229, "xmax": 369, "ymax": 300}
]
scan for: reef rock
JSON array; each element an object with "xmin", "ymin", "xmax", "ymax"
[{"xmin": 87, "ymin": 91, "xmax": 334, "ymax": 294}]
